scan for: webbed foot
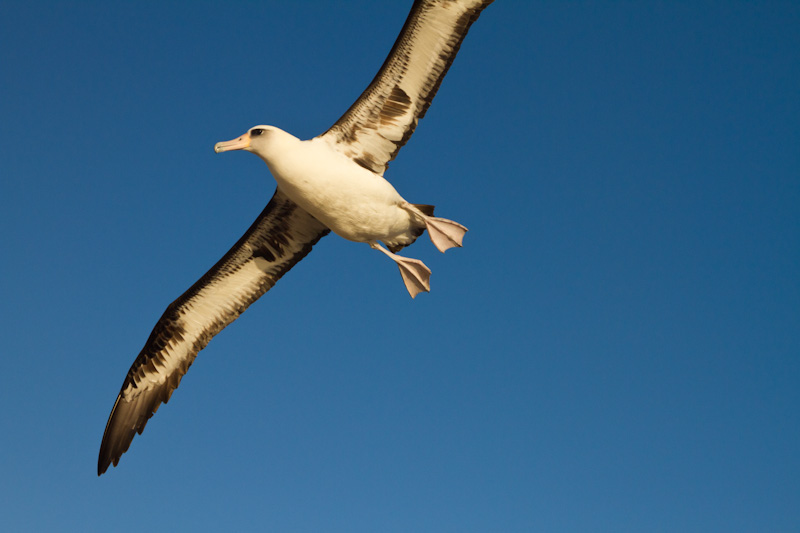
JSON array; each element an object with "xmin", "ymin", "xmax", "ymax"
[{"xmin": 370, "ymin": 242, "xmax": 432, "ymax": 298}]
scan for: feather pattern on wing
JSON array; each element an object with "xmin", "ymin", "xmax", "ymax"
[
  {"xmin": 318, "ymin": 0, "xmax": 493, "ymax": 175},
  {"xmin": 98, "ymin": 188, "xmax": 328, "ymax": 474}
]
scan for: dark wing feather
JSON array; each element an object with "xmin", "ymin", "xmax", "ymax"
[
  {"xmin": 98, "ymin": 188, "xmax": 328, "ymax": 475},
  {"xmin": 318, "ymin": 0, "xmax": 493, "ymax": 175}
]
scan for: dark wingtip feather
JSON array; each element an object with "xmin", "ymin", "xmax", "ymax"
[
  {"xmin": 98, "ymin": 385, "xmax": 168, "ymax": 475},
  {"xmin": 97, "ymin": 396, "xmax": 124, "ymax": 476}
]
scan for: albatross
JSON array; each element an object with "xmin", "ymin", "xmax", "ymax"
[{"xmin": 98, "ymin": 0, "xmax": 493, "ymax": 475}]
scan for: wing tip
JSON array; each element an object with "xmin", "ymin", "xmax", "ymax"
[
  {"xmin": 97, "ymin": 455, "xmax": 112, "ymax": 476},
  {"xmin": 97, "ymin": 394, "xmax": 128, "ymax": 476},
  {"xmin": 96, "ymin": 385, "xmax": 165, "ymax": 476}
]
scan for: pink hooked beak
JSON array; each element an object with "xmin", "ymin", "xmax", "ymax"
[{"xmin": 214, "ymin": 132, "xmax": 251, "ymax": 153}]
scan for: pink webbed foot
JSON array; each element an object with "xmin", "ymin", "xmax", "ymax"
[
  {"xmin": 424, "ymin": 217, "xmax": 468, "ymax": 253},
  {"xmin": 370, "ymin": 242, "xmax": 431, "ymax": 298}
]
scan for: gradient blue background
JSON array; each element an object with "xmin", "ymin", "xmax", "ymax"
[{"xmin": 2, "ymin": 1, "xmax": 798, "ymax": 531}]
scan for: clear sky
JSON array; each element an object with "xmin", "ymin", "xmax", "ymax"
[{"xmin": 2, "ymin": 1, "xmax": 798, "ymax": 531}]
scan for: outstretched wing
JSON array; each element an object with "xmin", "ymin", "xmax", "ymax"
[
  {"xmin": 318, "ymin": 0, "xmax": 493, "ymax": 175},
  {"xmin": 98, "ymin": 188, "xmax": 329, "ymax": 475}
]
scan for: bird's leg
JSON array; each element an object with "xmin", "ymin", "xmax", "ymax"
[
  {"xmin": 369, "ymin": 242, "xmax": 431, "ymax": 298},
  {"xmin": 400, "ymin": 201, "xmax": 468, "ymax": 253}
]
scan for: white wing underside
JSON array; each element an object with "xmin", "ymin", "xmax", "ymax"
[
  {"xmin": 98, "ymin": 189, "xmax": 328, "ymax": 474},
  {"xmin": 319, "ymin": 0, "xmax": 493, "ymax": 175}
]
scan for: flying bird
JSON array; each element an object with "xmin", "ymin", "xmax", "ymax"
[{"xmin": 98, "ymin": 0, "xmax": 493, "ymax": 475}]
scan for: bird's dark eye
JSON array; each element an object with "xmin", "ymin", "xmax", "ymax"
[{"xmin": 250, "ymin": 128, "xmax": 265, "ymax": 137}]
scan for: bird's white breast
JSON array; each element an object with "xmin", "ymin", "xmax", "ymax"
[{"xmin": 263, "ymin": 137, "xmax": 413, "ymax": 243}]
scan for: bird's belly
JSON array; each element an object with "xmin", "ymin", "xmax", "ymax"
[
  {"xmin": 269, "ymin": 153, "xmax": 413, "ymax": 243},
  {"xmin": 320, "ymin": 200, "xmax": 412, "ymax": 243}
]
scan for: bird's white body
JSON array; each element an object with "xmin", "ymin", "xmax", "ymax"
[
  {"xmin": 253, "ymin": 129, "xmax": 414, "ymax": 244},
  {"xmin": 215, "ymin": 124, "xmax": 467, "ymax": 298}
]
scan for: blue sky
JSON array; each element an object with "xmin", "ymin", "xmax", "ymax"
[{"xmin": 2, "ymin": 0, "xmax": 798, "ymax": 531}]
